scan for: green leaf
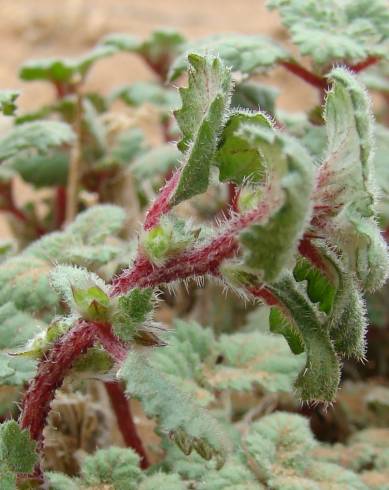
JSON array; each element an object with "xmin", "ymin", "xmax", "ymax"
[
  {"xmin": 80, "ymin": 447, "xmax": 142, "ymax": 490},
  {"xmin": 317, "ymin": 67, "xmax": 389, "ymax": 291},
  {"xmin": 103, "ymin": 29, "xmax": 186, "ymax": 79},
  {"xmin": 110, "ymin": 128, "xmax": 146, "ymax": 167},
  {"xmin": 141, "ymin": 216, "xmax": 196, "ymax": 265},
  {"xmin": 215, "ymin": 111, "xmax": 271, "ymax": 184},
  {"xmin": 139, "ymin": 473, "xmax": 186, "ymax": 490},
  {"xmin": 231, "ymin": 82, "xmax": 278, "ymax": 115},
  {"xmin": 268, "ymin": 0, "xmax": 389, "ymax": 66},
  {"xmin": 245, "ymin": 412, "xmax": 316, "ymax": 482},
  {"xmin": 19, "ymin": 45, "xmax": 117, "ymax": 83},
  {"xmin": 119, "ymin": 350, "xmax": 229, "ymax": 467},
  {"xmin": 0, "ymin": 256, "xmax": 58, "ymax": 315},
  {"xmin": 0, "ymin": 303, "xmax": 41, "ymax": 383},
  {"xmin": 112, "ymin": 81, "xmax": 180, "ymax": 111},
  {"xmin": 268, "ymin": 274, "xmax": 340, "ymax": 402},
  {"xmin": 71, "ymin": 285, "xmax": 110, "ymax": 322},
  {"xmin": 46, "ymin": 472, "xmax": 80, "ymax": 490},
  {"xmin": 112, "ymin": 288, "xmax": 154, "ymax": 342},
  {"xmin": 0, "ymin": 420, "xmax": 37, "ymax": 473},
  {"xmin": 49, "ymin": 265, "xmax": 110, "ymax": 318},
  {"xmin": 131, "ymin": 144, "xmax": 180, "ymax": 183},
  {"xmin": 168, "ymin": 34, "xmax": 287, "ymax": 81},
  {"xmin": 239, "ymin": 127, "xmax": 314, "ymax": 283},
  {"xmin": 293, "ymin": 257, "xmax": 336, "ymax": 314},
  {"xmin": 209, "ymin": 331, "xmax": 305, "ymax": 393},
  {"xmin": 269, "ymin": 307, "xmax": 305, "ymax": 355},
  {"xmin": 66, "ymin": 204, "xmax": 127, "ymax": 245},
  {"xmin": 0, "ymin": 121, "xmax": 74, "ymax": 161},
  {"xmin": 10, "ymin": 151, "xmax": 69, "ymax": 188},
  {"xmin": 0, "ymin": 91, "xmax": 19, "ymax": 116},
  {"xmin": 170, "ymin": 54, "xmax": 232, "ymax": 205}
]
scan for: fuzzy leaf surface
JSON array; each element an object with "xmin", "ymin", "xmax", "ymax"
[
  {"xmin": 268, "ymin": 0, "xmax": 389, "ymax": 65},
  {"xmin": 239, "ymin": 126, "xmax": 314, "ymax": 282},
  {"xmin": 168, "ymin": 34, "xmax": 287, "ymax": 81},
  {"xmin": 317, "ymin": 68, "xmax": 389, "ymax": 291},
  {"xmin": 170, "ymin": 54, "xmax": 232, "ymax": 205},
  {"xmin": 0, "ymin": 121, "xmax": 74, "ymax": 161}
]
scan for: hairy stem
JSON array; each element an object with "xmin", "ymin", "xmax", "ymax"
[
  {"xmin": 143, "ymin": 168, "xmax": 181, "ymax": 230},
  {"xmin": 113, "ymin": 188, "xmax": 280, "ymax": 295},
  {"xmin": 19, "ymin": 320, "xmax": 96, "ymax": 445},
  {"xmin": 65, "ymin": 88, "xmax": 83, "ymax": 224},
  {"xmin": 105, "ymin": 381, "xmax": 150, "ymax": 469}
]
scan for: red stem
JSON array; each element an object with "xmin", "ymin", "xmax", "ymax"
[
  {"xmin": 348, "ymin": 56, "xmax": 379, "ymax": 73},
  {"xmin": 143, "ymin": 168, "xmax": 181, "ymax": 230},
  {"xmin": 280, "ymin": 60, "xmax": 328, "ymax": 90},
  {"xmin": 54, "ymin": 186, "xmax": 67, "ymax": 229},
  {"xmin": 112, "ymin": 189, "xmax": 280, "ymax": 295},
  {"xmin": 298, "ymin": 236, "xmax": 331, "ymax": 277},
  {"xmin": 19, "ymin": 320, "xmax": 96, "ymax": 445},
  {"xmin": 105, "ymin": 382, "xmax": 150, "ymax": 469},
  {"xmin": 248, "ymin": 286, "xmax": 281, "ymax": 306}
]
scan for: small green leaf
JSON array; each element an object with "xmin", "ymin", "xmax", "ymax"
[
  {"xmin": 103, "ymin": 29, "xmax": 186, "ymax": 79},
  {"xmin": 112, "ymin": 288, "xmax": 154, "ymax": 342},
  {"xmin": 141, "ymin": 217, "xmax": 196, "ymax": 265},
  {"xmin": 215, "ymin": 111, "xmax": 271, "ymax": 184},
  {"xmin": 131, "ymin": 144, "xmax": 180, "ymax": 184},
  {"xmin": 0, "ymin": 91, "xmax": 19, "ymax": 116},
  {"xmin": 168, "ymin": 34, "xmax": 287, "ymax": 81},
  {"xmin": 293, "ymin": 257, "xmax": 336, "ymax": 314},
  {"xmin": 231, "ymin": 82, "xmax": 278, "ymax": 115},
  {"xmin": 170, "ymin": 54, "xmax": 232, "ymax": 205},
  {"xmin": 112, "ymin": 81, "xmax": 180, "ymax": 111},
  {"xmin": 0, "ymin": 420, "xmax": 37, "ymax": 473},
  {"xmin": 80, "ymin": 447, "xmax": 142, "ymax": 490},
  {"xmin": 50, "ymin": 265, "xmax": 110, "ymax": 318},
  {"xmin": 19, "ymin": 45, "xmax": 117, "ymax": 83},
  {"xmin": 71, "ymin": 285, "xmax": 110, "ymax": 321},
  {"xmin": 269, "ymin": 307, "xmax": 305, "ymax": 355}
]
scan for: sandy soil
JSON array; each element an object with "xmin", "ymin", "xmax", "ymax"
[{"xmin": 0, "ymin": 0, "xmax": 315, "ymax": 110}]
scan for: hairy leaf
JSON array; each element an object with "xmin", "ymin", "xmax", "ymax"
[
  {"xmin": 268, "ymin": 274, "xmax": 340, "ymax": 402},
  {"xmin": 103, "ymin": 29, "xmax": 186, "ymax": 79},
  {"xmin": 10, "ymin": 151, "xmax": 69, "ymax": 188},
  {"xmin": 317, "ymin": 67, "xmax": 389, "ymax": 291},
  {"xmin": 0, "ymin": 121, "xmax": 74, "ymax": 161},
  {"xmin": 112, "ymin": 81, "xmax": 180, "ymax": 111},
  {"xmin": 169, "ymin": 34, "xmax": 287, "ymax": 81},
  {"xmin": 80, "ymin": 447, "xmax": 142, "ymax": 489},
  {"xmin": 170, "ymin": 54, "xmax": 232, "ymax": 205},
  {"xmin": 112, "ymin": 288, "xmax": 154, "ymax": 342},
  {"xmin": 0, "ymin": 91, "xmax": 19, "ymax": 116},
  {"xmin": 19, "ymin": 45, "xmax": 117, "ymax": 83},
  {"xmin": 239, "ymin": 127, "xmax": 314, "ymax": 282},
  {"xmin": 268, "ymin": 0, "xmax": 389, "ymax": 65},
  {"xmin": 231, "ymin": 82, "xmax": 278, "ymax": 115},
  {"xmin": 0, "ymin": 420, "xmax": 37, "ymax": 473},
  {"xmin": 119, "ymin": 350, "xmax": 229, "ymax": 467},
  {"xmin": 215, "ymin": 111, "xmax": 271, "ymax": 184},
  {"xmin": 49, "ymin": 265, "xmax": 110, "ymax": 317}
]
